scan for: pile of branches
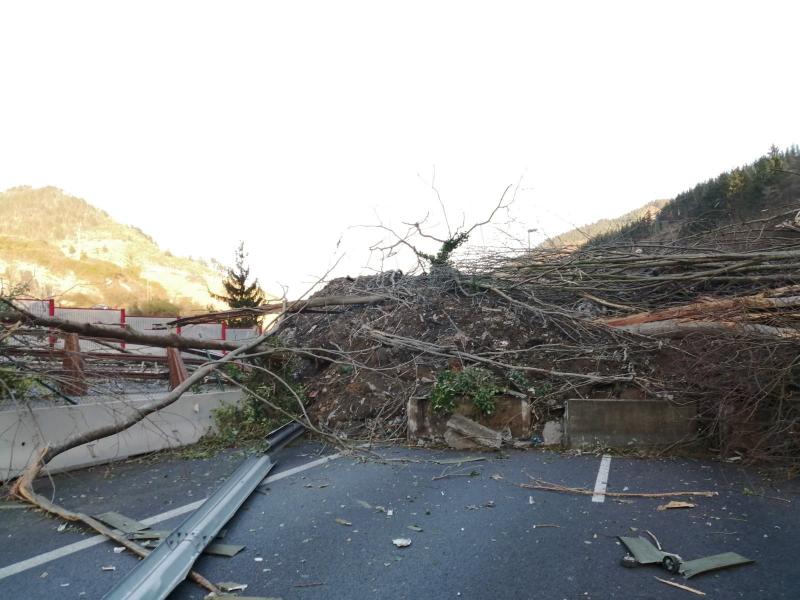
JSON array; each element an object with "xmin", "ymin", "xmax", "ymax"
[
  {"xmin": 120, "ymin": 237, "xmax": 799, "ymax": 470},
  {"xmin": 3, "ymin": 225, "xmax": 798, "ymax": 471},
  {"xmin": 454, "ymin": 216, "xmax": 800, "ymax": 470},
  {"xmin": 487, "ymin": 246, "xmax": 800, "ymax": 310}
]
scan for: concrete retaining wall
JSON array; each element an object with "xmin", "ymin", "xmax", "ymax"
[
  {"xmin": 0, "ymin": 390, "xmax": 243, "ymax": 480},
  {"xmin": 565, "ymin": 398, "xmax": 697, "ymax": 448},
  {"xmin": 408, "ymin": 395, "xmax": 531, "ymax": 442}
]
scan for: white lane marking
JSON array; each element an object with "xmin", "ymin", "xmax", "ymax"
[
  {"xmin": 0, "ymin": 452, "xmax": 340, "ymax": 581},
  {"xmin": 591, "ymin": 455, "xmax": 612, "ymax": 503}
]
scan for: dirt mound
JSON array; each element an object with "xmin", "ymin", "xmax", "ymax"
[
  {"xmin": 279, "ymin": 272, "xmax": 656, "ymax": 440},
  {"xmin": 268, "ymin": 262, "xmax": 798, "ymax": 470}
]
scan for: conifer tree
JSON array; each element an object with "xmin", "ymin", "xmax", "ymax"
[{"xmin": 212, "ymin": 242, "xmax": 265, "ymax": 327}]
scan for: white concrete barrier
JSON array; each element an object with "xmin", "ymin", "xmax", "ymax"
[{"xmin": 0, "ymin": 390, "xmax": 243, "ymax": 480}]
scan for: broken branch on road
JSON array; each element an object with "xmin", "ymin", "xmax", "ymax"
[{"xmin": 522, "ymin": 479, "xmax": 718, "ymax": 499}]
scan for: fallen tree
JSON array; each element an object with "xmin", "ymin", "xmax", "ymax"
[
  {"xmin": 599, "ymin": 287, "xmax": 800, "ymax": 338},
  {"xmin": 169, "ymin": 294, "xmax": 391, "ymax": 326},
  {"xmin": 0, "ymin": 299, "xmax": 243, "ymax": 351},
  {"xmin": 10, "ymin": 329, "xmax": 275, "ymax": 492},
  {"xmin": 6, "ymin": 325, "xmax": 291, "ymax": 595},
  {"xmin": 602, "ymin": 288, "xmax": 800, "ymax": 327}
]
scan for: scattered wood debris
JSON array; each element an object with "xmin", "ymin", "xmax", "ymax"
[
  {"xmin": 657, "ymin": 501, "xmax": 696, "ymax": 511},
  {"xmin": 655, "ymin": 577, "xmax": 706, "ymax": 596},
  {"xmin": 523, "ymin": 479, "xmax": 717, "ymax": 499}
]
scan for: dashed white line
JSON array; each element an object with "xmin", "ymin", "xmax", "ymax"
[
  {"xmin": 591, "ymin": 454, "xmax": 612, "ymax": 503},
  {"xmin": 0, "ymin": 452, "xmax": 340, "ymax": 581}
]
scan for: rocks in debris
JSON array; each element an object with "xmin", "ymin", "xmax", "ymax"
[
  {"xmin": 542, "ymin": 420, "xmax": 563, "ymax": 446},
  {"xmin": 443, "ymin": 429, "xmax": 480, "ymax": 450},
  {"xmin": 445, "ymin": 414, "xmax": 502, "ymax": 449}
]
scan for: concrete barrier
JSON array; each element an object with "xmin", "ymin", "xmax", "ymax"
[
  {"xmin": 565, "ymin": 398, "xmax": 698, "ymax": 449},
  {"xmin": 407, "ymin": 395, "xmax": 531, "ymax": 443},
  {"xmin": 0, "ymin": 390, "xmax": 243, "ymax": 480}
]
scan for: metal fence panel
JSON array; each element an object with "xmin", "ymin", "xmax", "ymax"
[
  {"xmin": 225, "ymin": 327, "xmax": 260, "ymax": 342},
  {"xmin": 54, "ymin": 307, "xmax": 123, "ymax": 325},
  {"xmin": 17, "ymin": 299, "xmax": 51, "ymax": 318},
  {"xmin": 126, "ymin": 316, "xmax": 176, "ymax": 357},
  {"xmin": 53, "ymin": 307, "xmax": 124, "ymax": 352},
  {"xmin": 180, "ymin": 323, "xmax": 224, "ymax": 340}
]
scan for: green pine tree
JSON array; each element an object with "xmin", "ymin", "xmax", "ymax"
[{"xmin": 211, "ymin": 242, "xmax": 266, "ymax": 328}]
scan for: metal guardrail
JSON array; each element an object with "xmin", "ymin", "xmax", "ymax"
[{"xmin": 102, "ymin": 421, "xmax": 305, "ymax": 600}]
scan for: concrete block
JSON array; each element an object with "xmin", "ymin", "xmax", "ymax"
[
  {"xmin": 446, "ymin": 414, "xmax": 502, "ymax": 449},
  {"xmin": 542, "ymin": 420, "xmax": 563, "ymax": 446},
  {"xmin": 565, "ymin": 398, "xmax": 697, "ymax": 449},
  {"xmin": 407, "ymin": 395, "xmax": 530, "ymax": 443},
  {"xmin": 443, "ymin": 429, "xmax": 480, "ymax": 450}
]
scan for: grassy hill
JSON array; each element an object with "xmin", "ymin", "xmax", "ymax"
[{"xmin": 0, "ymin": 186, "xmax": 225, "ymax": 313}]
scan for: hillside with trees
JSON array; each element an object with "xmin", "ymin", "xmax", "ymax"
[
  {"xmin": 0, "ymin": 186, "xmax": 225, "ymax": 312},
  {"xmin": 584, "ymin": 145, "xmax": 800, "ymax": 249},
  {"xmin": 540, "ymin": 199, "xmax": 669, "ymax": 249}
]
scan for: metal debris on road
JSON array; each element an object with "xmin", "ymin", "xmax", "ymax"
[
  {"xmin": 335, "ymin": 518, "xmax": 352, "ymax": 526},
  {"xmin": 130, "ymin": 530, "xmax": 171, "ymax": 540},
  {"xmin": 129, "ymin": 531, "xmax": 245, "ymax": 557},
  {"xmin": 93, "ymin": 511, "xmax": 149, "ymax": 534},
  {"xmin": 204, "ymin": 543, "xmax": 246, "ymax": 557},
  {"xmin": 102, "ymin": 421, "xmax": 304, "ymax": 600},
  {"xmin": 645, "ymin": 530, "xmax": 662, "ymax": 550},
  {"xmin": 681, "ymin": 552, "xmax": 754, "ymax": 579},
  {"xmin": 619, "ymin": 536, "xmax": 754, "ymax": 578},
  {"xmin": 218, "ymin": 582, "xmax": 248, "ymax": 592},
  {"xmin": 203, "ymin": 592, "xmax": 283, "ymax": 600}
]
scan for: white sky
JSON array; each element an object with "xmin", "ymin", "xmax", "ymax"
[{"xmin": 1, "ymin": 1, "xmax": 798, "ymax": 296}]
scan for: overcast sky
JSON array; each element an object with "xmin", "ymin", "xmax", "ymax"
[{"xmin": 1, "ymin": 1, "xmax": 798, "ymax": 296}]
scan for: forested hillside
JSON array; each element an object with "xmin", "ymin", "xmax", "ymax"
[
  {"xmin": 586, "ymin": 146, "xmax": 800, "ymax": 248},
  {"xmin": 540, "ymin": 200, "xmax": 668, "ymax": 249}
]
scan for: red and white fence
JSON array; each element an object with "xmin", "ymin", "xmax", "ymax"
[
  {"xmin": 52, "ymin": 306, "xmax": 126, "ymax": 352},
  {"xmin": 126, "ymin": 315, "xmax": 177, "ymax": 356},
  {"xmin": 17, "ymin": 299, "xmax": 54, "ymax": 319},
  {"xmin": 11, "ymin": 299, "xmax": 262, "ymax": 356}
]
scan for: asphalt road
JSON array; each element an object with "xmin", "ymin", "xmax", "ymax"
[{"xmin": 1, "ymin": 442, "xmax": 798, "ymax": 599}]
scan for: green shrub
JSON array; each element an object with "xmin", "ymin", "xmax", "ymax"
[
  {"xmin": 210, "ymin": 357, "xmax": 305, "ymax": 448},
  {"xmin": 430, "ymin": 366, "xmax": 499, "ymax": 415},
  {"xmin": 0, "ymin": 368, "xmax": 33, "ymax": 401}
]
